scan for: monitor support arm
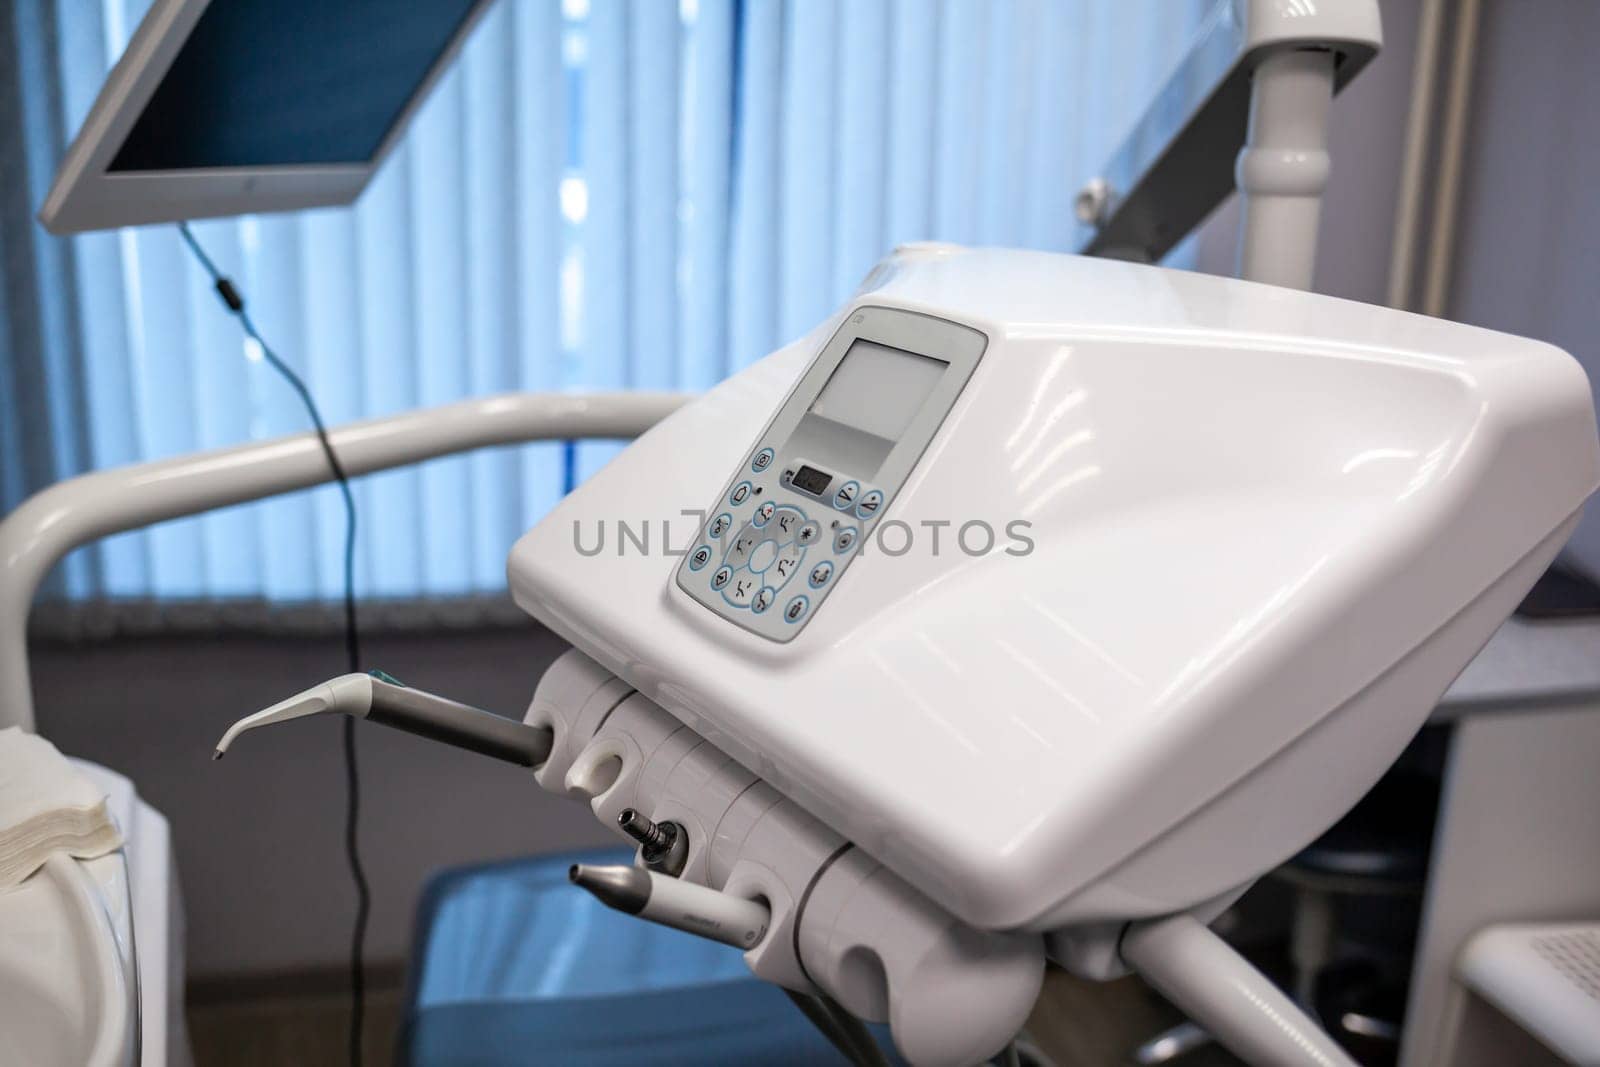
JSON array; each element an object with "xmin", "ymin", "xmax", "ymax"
[
  {"xmin": 1076, "ymin": 0, "xmax": 1381, "ymax": 291},
  {"xmin": 1234, "ymin": 49, "xmax": 1334, "ymax": 289}
]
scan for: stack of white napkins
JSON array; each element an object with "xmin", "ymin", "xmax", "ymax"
[{"xmin": 0, "ymin": 727, "xmax": 123, "ymax": 888}]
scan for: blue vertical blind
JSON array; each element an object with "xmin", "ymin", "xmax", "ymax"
[{"xmin": 6, "ymin": 0, "xmax": 1209, "ymax": 604}]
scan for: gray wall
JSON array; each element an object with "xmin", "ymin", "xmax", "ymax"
[
  {"xmin": 31, "ymin": 623, "xmax": 614, "ymax": 979},
  {"xmin": 1444, "ymin": 0, "xmax": 1600, "ymax": 575}
]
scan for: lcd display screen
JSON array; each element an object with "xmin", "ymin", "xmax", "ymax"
[
  {"xmin": 791, "ymin": 464, "xmax": 833, "ymax": 497},
  {"xmin": 109, "ymin": 0, "xmax": 480, "ymax": 171},
  {"xmin": 810, "ymin": 341, "xmax": 947, "ymax": 441},
  {"xmin": 786, "ymin": 341, "xmax": 948, "ymax": 479}
]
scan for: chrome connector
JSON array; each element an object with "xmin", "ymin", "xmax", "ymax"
[{"xmin": 618, "ymin": 807, "xmax": 688, "ymax": 876}]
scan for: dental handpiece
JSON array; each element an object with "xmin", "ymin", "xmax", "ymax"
[
  {"xmin": 213, "ymin": 671, "xmax": 553, "ymax": 767},
  {"xmin": 569, "ymin": 863, "xmax": 770, "ymax": 949}
]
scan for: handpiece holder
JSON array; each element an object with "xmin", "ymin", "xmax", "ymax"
[
  {"xmin": 216, "ymin": 656, "xmax": 1358, "ymax": 1066},
  {"xmin": 213, "ymin": 672, "xmax": 552, "ymax": 767}
]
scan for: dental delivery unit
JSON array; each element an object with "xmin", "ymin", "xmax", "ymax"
[{"xmin": 218, "ymin": 246, "xmax": 1600, "ymax": 1065}]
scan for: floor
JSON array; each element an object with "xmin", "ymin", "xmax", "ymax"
[
  {"xmin": 186, "ymin": 964, "xmax": 1244, "ymax": 1067},
  {"xmin": 188, "ymin": 967, "xmax": 406, "ymax": 1067},
  {"xmin": 181, "ymin": 881, "xmax": 1308, "ymax": 1067},
  {"xmin": 1026, "ymin": 969, "xmax": 1245, "ymax": 1067}
]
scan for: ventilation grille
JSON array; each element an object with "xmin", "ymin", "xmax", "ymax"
[{"xmin": 1533, "ymin": 929, "xmax": 1600, "ymax": 1002}]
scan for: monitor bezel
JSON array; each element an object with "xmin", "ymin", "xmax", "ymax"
[{"xmin": 38, "ymin": 0, "xmax": 494, "ymax": 234}]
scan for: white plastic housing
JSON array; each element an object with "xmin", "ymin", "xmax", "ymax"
[
  {"xmin": 524, "ymin": 649, "xmax": 1044, "ymax": 1066},
  {"xmin": 0, "ymin": 762, "xmax": 184, "ymax": 1067},
  {"xmin": 510, "ymin": 247, "xmax": 1600, "ymax": 933},
  {"xmin": 1457, "ymin": 923, "xmax": 1600, "ymax": 1064},
  {"xmin": 797, "ymin": 847, "xmax": 1042, "ymax": 1066}
]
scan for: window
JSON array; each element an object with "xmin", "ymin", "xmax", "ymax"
[{"xmin": 1, "ymin": 0, "xmax": 1208, "ymax": 605}]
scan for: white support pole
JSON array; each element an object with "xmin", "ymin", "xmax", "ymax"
[
  {"xmin": 1122, "ymin": 913, "xmax": 1357, "ymax": 1067},
  {"xmin": 1235, "ymin": 49, "xmax": 1336, "ymax": 290},
  {"xmin": 0, "ymin": 391, "xmax": 690, "ymax": 733}
]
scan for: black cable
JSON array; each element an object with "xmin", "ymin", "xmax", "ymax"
[
  {"xmin": 782, "ymin": 988, "xmax": 892, "ymax": 1067},
  {"xmin": 178, "ymin": 221, "xmax": 370, "ymax": 1067}
]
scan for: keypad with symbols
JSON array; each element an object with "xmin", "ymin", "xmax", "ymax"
[
  {"xmin": 675, "ymin": 442, "xmax": 890, "ymax": 641},
  {"xmin": 718, "ymin": 505, "xmax": 810, "ymax": 603},
  {"xmin": 672, "ymin": 305, "xmax": 987, "ymax": 640}
]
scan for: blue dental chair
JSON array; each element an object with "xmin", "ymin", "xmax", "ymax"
[{"xmin": 400, "ymin": 848, "xmax": 901, "ymax": 1065}]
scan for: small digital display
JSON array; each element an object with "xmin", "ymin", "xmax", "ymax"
[
  {"xmin": 784, "ymin": 341, "xmax": 949, "ymax": 480},
  {"xmin": 791, "ymin": 465, "xmax": 832, "ymax": 497},
  {"xmin": 810, "ymin": 341, "xmax": 947, "ymax": 442}
]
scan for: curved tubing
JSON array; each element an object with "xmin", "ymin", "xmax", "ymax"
[
  {"xmin": 0, "ymin": 391, "xmax": 690, "ymax": 731},
  {"xmin": 1121, "ymin": 913, "xmax": 1356, "ymax": 1067}
]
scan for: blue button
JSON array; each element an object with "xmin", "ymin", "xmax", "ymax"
[
  {"xmin": 796, "ymin": 520, "xmax": 821, "ymax": 546},
  {"xmin": 729, "ymin": 481, "xmax": 753, "ymax": 506},
  {"xmin": 752, "ymin": 586, "xmax": 776, "ymax": 614},
  {"xmin": 833, "ymin": 480, "xmax": 860, "ymax": 510},
  {"xmin": 808, "ymin": 561, "xmax": 833, "ymax": 588},
  {"xmin": 783, "ymin": 595, "xmax": 810, "ymax": 624},
  {"xmin": 855, "ymin": 489, "xmax": 884, "ymax": 519},
  {"xmin": 688, "ymin": 545, "xmax": 712, "ymax": 571},
  {"xmin": 708, "ymin": 512, "xmax": 733, "ymax": 538},
  {"xmin": 752, "ymin": 448, "xmax": 775, "ymax": 473},
  {"xmin": 711, "ymin": 565, "xmax": 733, "ymax": 590},
  {"xmin": 833, "ymin": 527, "xmax": 858, "ymax": 554},
  {"xmin": 752, "ymin": 501, "xmax": 776, "ymax": 527}
]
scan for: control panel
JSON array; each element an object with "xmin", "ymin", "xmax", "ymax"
[{"xmin": 675, "ymin": 305, "xmax": 987, "ymax": 640}]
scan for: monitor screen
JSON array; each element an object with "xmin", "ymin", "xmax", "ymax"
[{"xmin": 109, "ymin": 0, "xmax": 480, "ymax": 171}]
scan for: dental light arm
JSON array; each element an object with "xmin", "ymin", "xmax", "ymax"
[
  {"xmin": 1075, "ymin": 1, "xmax": 1381, "ymax": 288},
  {"xmin": 214, "ymin": 672, "xmax": 552, "ymax": 768}
]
